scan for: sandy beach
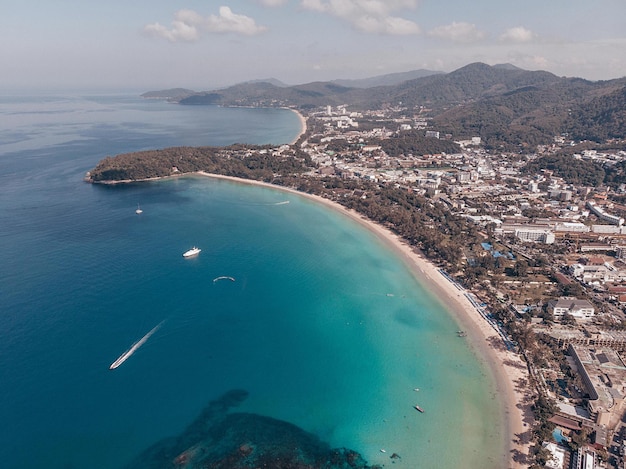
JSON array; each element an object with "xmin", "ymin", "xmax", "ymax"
[
  {"xmin": 196, "ymin": 171, "xmax": 534, "ymax": 468},
  {"xmin": 287, "ymin": 108, "xmax": 307, "ymax": 144}
]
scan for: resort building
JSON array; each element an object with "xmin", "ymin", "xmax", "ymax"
[
  {"xmin": 573, "ymin": 447, "xmax": 597, "ymax": 469},
  {"xmin": 568, "ymin": 344, "xmax": 626, "ymax": 425},
  {"xmin": 536, "ymin": 325, "xmax": 626, "ymax": 351},
  {"xmin": 514, "ymin": 228, "xmax": 555, "ymax": 244},
  {"xmin": 547, "ymin": 297, "xmax": 595, "ymax": 321},
  {"xmin": 587, "ymin": 200, "xmax": 624, "ymax": 226},
  {"xmin": 542, "ymin": 442, "xmax": 568, "ymax": 469},
  {"xmin": 555, "ymin": 222, "xmax": 590, "ymax": 233},
  {"xmin": 569, "ymin": 263, "xmax": 618, "ymax": 285}
]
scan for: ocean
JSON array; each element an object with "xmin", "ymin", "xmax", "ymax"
[{"xmin": 0, "ymin": 93, "xmax": 504, "ymax": 468}]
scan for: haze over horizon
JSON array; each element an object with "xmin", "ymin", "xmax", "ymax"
[{"xmin": 2, "ymin": 0, "xmax": 625, "ymax": 92}]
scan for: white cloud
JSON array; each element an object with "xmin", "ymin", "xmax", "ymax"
[
  {"xmin": 529, "ymin": 55, "xmax": 549, "ymax": 68},
  {"xmin": 428, "ymin": 22, "xmax": 485, "ymax": 43},
  {"xmin": 500, "ymin": 26, "xmax": 535, "ymax": 43},
  {"xmin": 144, "ymin": 9, "xmax": 202, "ymax": 42},
  {"xmin": 206, "ymin": 6, "xmax": 268, "ymax": 34},
  {"xmin": 300, "ymin": 0, "xmax": 420, "ymax": 35},
  {"xmin": 144, "ymin": 7, "xmax": 267, "ymax": 42}
]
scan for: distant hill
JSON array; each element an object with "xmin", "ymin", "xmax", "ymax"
[
  {"xmin": 331, "ymin": 69, "xmax": 442, "ymax": 88},
  {"xmin": 177, "ymin": 81, "xmax": 355, "ymax": 108},
  {"xmin": 238, "ymin": 78, "xmax": 289, "ymax": 87},
  {"xmin": 142, "ymin": 63, "xmax": 626, "ymax": 148},
  {"xmin": 372, "ymin": 62, "xmax": 563, "ymax": 108},
  {"xmin": 565, "ymin": 85, "xmax": 626, "ymax": 141},
  {"xmin": 141, "ymin": 88, "xmax": 196, "ymax": 100},
  {"xmin": 493, "ymin": 63, "xmax": 524, "ymax": 71}
]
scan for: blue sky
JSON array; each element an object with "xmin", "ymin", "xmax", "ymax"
[{"xmin": 2, "ymin": 0, "xmax": 625, "ymax": 91}]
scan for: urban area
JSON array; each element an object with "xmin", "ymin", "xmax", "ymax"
[{"xmin": 292, "ymin": 103, "xmax": 626, "ymax": 469}]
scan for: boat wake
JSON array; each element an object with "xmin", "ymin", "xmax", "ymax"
[
  {"xmin": 109, "ymin": 320, "xmax": 165, "ymax": 370},
  {"xmin": 213, "ymin": 276, "xmax": 236, "ymax": 283},
  {"xmin": 218, "ymin": 199, "xmax": 290, "ymax": 207}
]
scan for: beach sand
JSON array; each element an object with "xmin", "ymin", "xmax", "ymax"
[
  {"xmin": 287, "ymin": 108, "xmax": 307, "ymax": 144},
  {"xmin": 196, "ymin": 172, "xmax": 534, "ymax": 468}
]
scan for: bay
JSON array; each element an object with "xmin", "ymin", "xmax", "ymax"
[{"xmin": 0, "ymin": 94, "xmax": 503, "ymax": 468}]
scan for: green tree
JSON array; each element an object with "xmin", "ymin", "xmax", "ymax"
[{"xmin": 514, "ymin": 259, "xmax": 529, "ymax": 277}]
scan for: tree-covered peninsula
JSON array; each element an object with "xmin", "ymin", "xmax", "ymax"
[{"xmin": 86, "ymin": 144, "xmax": 312, "ymax": 183}]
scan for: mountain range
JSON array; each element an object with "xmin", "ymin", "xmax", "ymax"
[{"xmin": 142, "ymin": 63, "xmax": 626, "ymax": 149}]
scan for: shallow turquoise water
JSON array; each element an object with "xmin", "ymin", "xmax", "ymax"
[{"xmin": 0, "ymin": 94, "xmax": 503, "ymax": 468}]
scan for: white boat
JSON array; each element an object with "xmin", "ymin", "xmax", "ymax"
[
  {"xmin": 109, "ymin": 321, "xmax": 164, "ymax": 370},
  {"xmin": 183, "ymin": 247, "xmax": 201, "ymax": 258},
  {"xmin": 135, "ymin": 204, "xmax": 143, "ymax": 214}
]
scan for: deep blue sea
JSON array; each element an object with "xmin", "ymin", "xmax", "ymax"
[{"xmin": 0, "ymin": 94, "xmax": 504, "ymax": 468}]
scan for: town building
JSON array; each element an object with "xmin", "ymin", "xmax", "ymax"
[
  {"xmin": 547, "ymin": 297, "xmax": 595, "ymax": 321},
  {"xmin": 568, "ymin": 344, "xmax": 626, "ymax": 426},
  {"xmin": 542, "ymin": 442, "xmax": 568, "ymax": 469},
  {"xmin": 515, "ymin": 228, "xmax": 555, "ymax": 244}
]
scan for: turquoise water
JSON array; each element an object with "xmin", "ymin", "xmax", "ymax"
[{"xmin": 0, "ymin": 94, "xmax": 504, "ymax": 468}]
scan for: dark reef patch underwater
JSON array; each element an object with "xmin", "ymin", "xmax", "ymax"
[{"xmin": 124, "ymin": 390, "xmax": 380, "ymax": 469}]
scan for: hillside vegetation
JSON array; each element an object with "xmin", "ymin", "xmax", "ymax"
[
  {"xmin": 147, "ymin": 63, "xmax": 626, "ymax": 150},
  {"xmin": 87, "ymin": 145, "xmax": 311, "ymax": 183}
]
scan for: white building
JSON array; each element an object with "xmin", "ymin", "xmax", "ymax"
[
  {"xmin": 591, "ymin": 224, "xmax": 626, "ymax": 234},
  {"xmin": 547, "ymin": 297, "xmax": 595, "ymax": 321},
  {"xmin": 515, "ymin": 228, "xmax": 555, "ymax": 244},
  {"xmin": 555, "ymin": 222, "xmax": 590, "ymax": 233},
  {"xmin": 570, "ymin": 262, "xmax": 626, "ymax": 285},
  {"xmin": 587, "ymin": 200, "xmax": 624, "ymax": 226},
  {"xmin": 574, "ymin": 447, "xmax": 596, "ymax": 469},
  {"xmin": 542, "ymin": 442, "xmax": 567, "ymax": 469}
]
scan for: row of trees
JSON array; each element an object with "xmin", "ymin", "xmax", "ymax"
[
  {"xmin": 522, "ymin": 154, "xmax": 605, "ymax": 186},
  {"xmin": 522, "ymin": 148, "xmax": 626, "ymax": 189},
  {"xmin": 373, "ymin": 130, "xmax": 461, "ymax": 156}
]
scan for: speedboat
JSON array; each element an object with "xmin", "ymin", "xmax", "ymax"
[
  {"xmin": 414, "ymin": 405, "xmax": 425, "ymax": 413},
  {"xmin": 183, "ymin": 247, "xmax": 201, "ymax": 258}
]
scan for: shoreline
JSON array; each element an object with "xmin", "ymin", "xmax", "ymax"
[
  {"xmin": 286, "ymin": 108, "xmax": 307, "ymax": 144},
  {"xmin": 195, "ymin": 171, "xmax": 533, "ymax": 468}
]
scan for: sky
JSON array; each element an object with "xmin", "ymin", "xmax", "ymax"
[{"xmin": 2, "ymin": 0, "xmax": 626, "ymax": 91}]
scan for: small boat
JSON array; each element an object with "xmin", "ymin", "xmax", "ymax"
[
  {"xmin": 109, "ymin": 321, "xmax": 164, "ymax": 370},
  {"xmin": 379, "ymin": 449, "xmax": 386, "ymax": 453},
  {"xmin": 183, "ymin": 247, "xmax": 201, "ymax": 258},
  {"xmin": 135, "ymin": 204, "xmax": 143, "ymax": 214},
  {"xmin": 414, "ymin": 405, "xmax": 425, "ymax": 413}
]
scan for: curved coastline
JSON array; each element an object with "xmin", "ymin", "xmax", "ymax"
[
  {"xmin": 194, "ymin": 171, "xmax": 531, "ymax": 468},
  {"xmin": 286, "ymin": 108, "xmax": 307, "ymax": 144}
]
